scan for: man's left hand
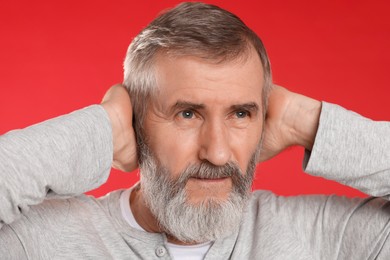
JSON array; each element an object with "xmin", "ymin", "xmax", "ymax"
[{"xmin": 259, "ymin": 85, "xmax": 322, "ymax": 162}]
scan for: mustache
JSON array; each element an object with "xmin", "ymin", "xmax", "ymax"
[
  {"xmin": 178, "ymin": 161, "xmax": 241, "ymax": 181},
  {"xmin": 168, "ymin": 161, "xmax": 244, "ymax": 195}
]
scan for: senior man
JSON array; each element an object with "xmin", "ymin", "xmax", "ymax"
[{"xmin": 1, "ymin": 2, "xmax": 390, "ymax": 259}]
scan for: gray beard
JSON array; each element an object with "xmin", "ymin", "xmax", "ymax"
[{"xmin": 139, "ymin": 145, "xmax": 260, "ymax": 244}]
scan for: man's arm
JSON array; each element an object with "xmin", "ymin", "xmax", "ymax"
[
  {"xmin": 0, "ymin": 85, "xmax": 137, "ymax": 229},
  {"xmin": 305, "ymin": 102, "xmax": 390, "ymax": 198},
  {"xmin": 0, "ymin": 105, "xmax": 112, "ymax": 228},
  {"xmin": 262, "ymin": 85, "xmax": 390, "ymax": 197},
  {"xmin": 258, "ymin": 86, "xmax": 390, "ymax": 258}
]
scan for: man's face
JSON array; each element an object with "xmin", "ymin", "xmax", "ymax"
[
  {"xmin": 144, "ymin": 49, "xmax": 264, "ymax": 203},
  {"xmin": 139, "ymin": 48, "xmax": 264, "ymax": 242}
]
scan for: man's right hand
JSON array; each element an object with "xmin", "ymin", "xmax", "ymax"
[{"xmin": 101, "ymin": 84, "xmax": 138, "ymax": 172}]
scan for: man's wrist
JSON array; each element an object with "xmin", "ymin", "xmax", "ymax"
[{"xmin": 287, "ymin": 94, "xmax": 322, "ymax": 151}]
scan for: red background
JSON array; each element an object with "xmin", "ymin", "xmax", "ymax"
[{"xmin": 1, "ymin": 0, "xmax": 389, "ymax": 198}]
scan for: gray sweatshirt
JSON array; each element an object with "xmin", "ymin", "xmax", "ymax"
[{"xmin": 0, "ymin": 102, "xmax": 390, "ymax": 259}]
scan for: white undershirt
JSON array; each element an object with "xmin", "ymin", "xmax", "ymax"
[{"xmin": 120, "ymin": 189, "xmax": 212, "ymax": 260}]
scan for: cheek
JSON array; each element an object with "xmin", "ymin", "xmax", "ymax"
[
  {"xmin": 146, "ymin": 125, "xmax": 200, "ymax": 175},
  {"xmin": 229, "ymin": 123, "xmax": 263, "ymax": 172}
]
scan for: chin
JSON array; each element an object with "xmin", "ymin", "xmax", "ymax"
[
  {"xmin": 184, "ymin": 177, "xmax": 233, "ymax": 204},
  {"xmin": 186, "ymin": 193, "xmax": 231, "ymax": 206},
  {"xmin": 156, "ymin": 188, "xmax": 249, "ymax": 243}
]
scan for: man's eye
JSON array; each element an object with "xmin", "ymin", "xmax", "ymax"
[
  {"xmin": 235, "ymin": 111, "xmax": 249, "ymax": 118},
  {"xmin": 180, "ymin": 110, "xmax": 194, "ymax": 119}
]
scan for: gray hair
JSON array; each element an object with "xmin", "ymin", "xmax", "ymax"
[{"xmin": 123, "ymin": 2, "xmax": 272, "ymax": 161}]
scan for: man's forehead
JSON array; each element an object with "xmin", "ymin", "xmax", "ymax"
[{"xmin": 152, "ymin": 50, "xmax": 264, "ymax": 107}]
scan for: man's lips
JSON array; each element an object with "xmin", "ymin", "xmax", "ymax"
[{"xmin": 190, "ymin": 177, "xmax": 229, "ymax": 183}]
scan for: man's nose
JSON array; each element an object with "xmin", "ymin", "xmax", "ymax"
[{"xmin": 198, "ymin": 120, "xmax": 231, "ymax": 166}]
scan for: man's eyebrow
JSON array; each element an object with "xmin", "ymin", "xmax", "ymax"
[
  {"xmin": 168, "ymin": 101, "xmax": 260, "ymax": 114},
  {"xmin": 230, "ymin": 102, "xmax": 260, "ymax": 114},
  {"xmin": 170, "ymin": 101, "xmax": 205, "ymax": 113}
]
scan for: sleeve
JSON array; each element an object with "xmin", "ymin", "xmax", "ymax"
[
  {"xmin": 294, "ymin": 101, "xmax": 390, "ymax": 258},
  {"xmin": 0, "ymin": 105, "xmax": 113, "ymax": 229},
  {"xmin": 0, "ymin": 224, "xmax": 27, "ymax": 259},
  {"xmin": 303, "ymin": 101, "xmax": 390, "ymax": 199}
]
